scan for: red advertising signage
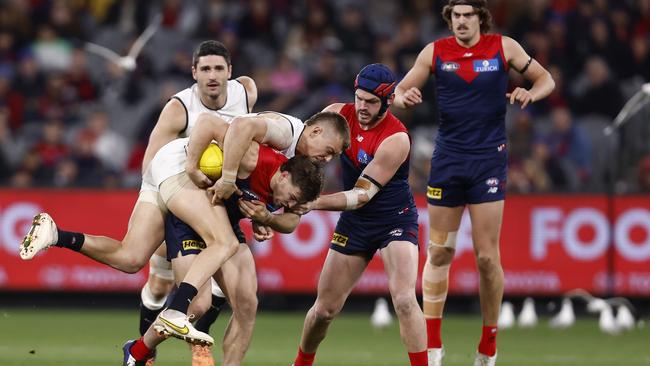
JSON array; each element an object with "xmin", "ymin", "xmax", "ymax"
[{"xmin": 0, "ymin": 190, "xmax": 648, "ymax": 296}]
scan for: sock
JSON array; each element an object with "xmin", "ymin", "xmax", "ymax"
[
  {"xmin": 130, "ymin": 337, "xmax": 153, "ymax": 361},
  {"xmin": 478, "ymin": 325, "xmax": 498, "ymax": 356},
  {"xmin": 168, "ymin": 282, "xmax": 198, "ymax": 314},
  {"xmin": 54, "ymin": 229, "xmax": 85, "ymax": 251},
  {"xmin": 293, "ymin": 347, "xmax": 315, "ymax": 366},
  {"xmin": 195, "ymin": 295, "xmax": 227, "ymax": 333},
  {"xmin": 426, "ymin": 318, "xmax": 442, "ymax": 348},
  {"xmin": 408, "ymin": 350, "xmax": 428, "ymax": 366},
  {"xmin": 139, "ymin": 302, "xmax": 164, "ymax": 336}
]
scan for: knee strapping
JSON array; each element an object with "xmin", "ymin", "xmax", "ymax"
[
  {"xmin": 149, "ymin": 254, "xmax": 174, "ymax": 281},
  {"xmin": 429, "ymin": 231, "xmax": 458, "ymax": 249},
  {"xmin": 422, "ymin": 263, "xmax": 450, "ymax": 303},
  {"xmin": 141, "ymin": 282, "xmax": 167, "ymax": 310}
]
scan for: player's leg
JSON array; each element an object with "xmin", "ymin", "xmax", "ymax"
[
  {"xmin": 139, "ymin": 244, "xmax": 174, "ymax": 337},
  {"xmin": 213, "ymin": 243, "xmax": 258, "ymax": 366},
  {"xmin": 157, "ymin": 177, "xmax": 239, "ymax": 344},
  {"xmin": 380, "ymin": 240, "xmax": 427, "ymax": 366},
  {"xmin": 194, "ymin": 278, "xmax": 228, "ymax": 335},
  {"xmin": 468, "ymin": 200, "xmax": 504, "ymax": 363},
  {"xmin": 465, "ymin": 153, "xmax": 507, "ymax": 365},
  {"xmin": 294, "ymin": 249, "xmax": 369, "ymax": 366},
  {"xmin": 20, "ymin": 191, "xmax": 165, "ymax": 274},
  {"xmin": 423, "ymin": 204, "xmax": 463, "ymax": 365}
]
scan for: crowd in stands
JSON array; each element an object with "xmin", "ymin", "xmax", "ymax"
[{"xmin": 0, "ymin": 0, "xmax": 649, "ymax": 193}]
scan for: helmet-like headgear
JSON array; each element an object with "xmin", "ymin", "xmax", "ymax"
[{"xmin": 354, "ymin": 63, "xmax": 396, "ymax": 116}]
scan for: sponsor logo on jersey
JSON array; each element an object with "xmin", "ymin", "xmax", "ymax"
[
  {"xmin": 331, "ymin": 232, "xmax": 349, "ymax": 247},
  {"xmin": 463, "ymin": 52, "xmax": 474, "ymax": 57},
  {"xmin": 486, "ymin": 178, "xmax": 500, "ymax": 187},
  {"xmin": 473, "ymin": 59, "xmax": 499, "ymax": 72},
  {"xmin": 427, "ymin": 187, "xmax": 442, "ymax": 200},
  {"xmin": 441, "ymin": 62, "xmax": 460, "ymax": 72},
  {"xmin": 182, "ymin": 239, "xmax": 206, "ymax": 251},
  {"xmin": 487, "ymin": 187, "xmax": 498, "ymax": 194},
  {"xmin": 356, "ymin": 134, "xmax": 364, "ymax": 142},
  {"xmin": 357, "ymin": 149, "xmax": 372, "ymax": 164},
  {"xmin": 388, "ymin": 228, "xmax": 404, "ymax": 237}
]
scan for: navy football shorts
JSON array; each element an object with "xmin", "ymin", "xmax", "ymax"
[
  {"xmin": 165, "ymin": 213, "xmax": 246, "ymax": 261},
  {"xmin": 329, "ymin": 211, "xmax": 419, "ymax": 260},
  {"xmin": 426, "ymin": 150, "xmax": 507, "ymax": 207}
]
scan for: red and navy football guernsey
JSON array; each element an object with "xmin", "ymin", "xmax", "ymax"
[
  {"xmin": 338, "ymin": 103, "xmax": 416, "ymax": 218},
  {"xmin": 165, "ymin": 145, "xmax": 285, "ymax": 258},
  {"xmin": 432, "ymin": 34, "xmax": 509, "ymax": 158}
]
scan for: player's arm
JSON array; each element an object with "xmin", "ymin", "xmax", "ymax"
[
  {"xmin": 502, "ymin": 36, "xmax": 555, "ymax": 108},
  {"xmin": 238, "ymin": 200, "xmax": 301, "ymax": 234},
  {"xmin": 184, "ymin": 113, "xmax": 230, "ymax": 188},
  {"xmin": 394, "ymin": 43, "xmax": 434, "ymax": 109},
  {"xmin": 214, "ymin": 113, "xmax": 293, "ymax": 200},
  {"xmin": 141, "ymin": 98, "xmax": 187, "ymax": 173},
  {"xmin": 236, "ymin": 76, "xmax": 258, "ymax": 112},
  {"xmin": 313, "ymin": 132, "xmax": 410, "ymax": 211}
]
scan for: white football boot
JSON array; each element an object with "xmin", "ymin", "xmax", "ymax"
[
  {"xmin": 428, "ymin": 347, "xmax": 444, "ymax": 366},
  {"xmin": 473, "ymin": 352, "xmax": 497, "ymax": 366},
  {"xmin": 20, "ymin": 213, "xmax": 58, "ymax": 260},
  {"xmin": 154, "ymin": 309, "xmax": 214, "ymax": 346}
]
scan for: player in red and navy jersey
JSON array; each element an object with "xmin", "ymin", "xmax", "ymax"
[
  {"xmin": 292, "ymin": 64, "xmax": 428, "ymax": 366},
  {"xmin": 394, "ymin": 1, "xmax": 555, "ymax": 365},
  {"xmin": 123, "ymin": 136, "xmax": 325, "ymax": 366}
]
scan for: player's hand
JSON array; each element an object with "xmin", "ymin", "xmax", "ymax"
[
  {"xmin": 252, "ymin": 222, "xmax": 274, "ymax": 241},
  {"xmin": 289, "ymin": 201, "xmax": 314, "ymax": 216},
  {"xmin": 400, "ymin": 87, "xmax": 423, "ymax": 108},
  {"xmin": 238, "ymin": 199, "xmax": 273, "ymax": 224},
  {"xmin": 506, "ymin": 88, "xmax": 534, "ymax": 109},
  {"xmin": 208, "ymin": 177, "xmax": 242, "ymax": 204},
  {"xmin": 185, "ymin": 166, "xmax": 213, "ymax": 189}
]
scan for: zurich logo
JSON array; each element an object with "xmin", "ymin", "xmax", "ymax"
[
  {"xmin": 473, "ymin": 59, "xmax": 499, "ymax": 72},
  {"xmin": 357, "ymin": 149, "xmax": 372, "ymax": 164},
  {"xmin": 441, "ymin": 62, "xmax": 460, "ymax": 72}
]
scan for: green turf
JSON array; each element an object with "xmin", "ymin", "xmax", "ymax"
[{"xmin": 0, "ymin": 309, "xmax": 648, "ymax": 365}]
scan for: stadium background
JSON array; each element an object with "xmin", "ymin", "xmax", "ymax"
[{"xmin": 0, "ymin": 1, "xmax": 649, "ymax": 365}]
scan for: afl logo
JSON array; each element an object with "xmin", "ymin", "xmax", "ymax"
[
  {"xmin": 441, "ymin": 62, "xmax": 460, "ymax": 72},
  {"xmin": 486, "ymin": 178, "xmax": 499, "ymax": 187}
]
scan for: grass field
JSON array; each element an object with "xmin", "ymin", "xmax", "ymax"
[{"xmin": 0, "ymin": 309, "xmax": 649, "ymax": 366}]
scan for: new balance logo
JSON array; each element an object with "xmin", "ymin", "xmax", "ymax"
[{"xmin": 463, "ymin": 52, "xmax": 473, "ymax": 57}]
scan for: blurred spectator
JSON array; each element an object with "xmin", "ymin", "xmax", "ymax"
[
  {"xmin": 573, "ymin": 56, "xmax": 624, "ymax": 119},
  {"xmin": 31, "ymin": 24, "xmax": 73, "ymax": 72},
  {"xmin": 542, "ymin": 107, "xmax": 592, "ymax": 190},
  {"xmin": 78, "ymin": 109, "xmax": 129, "ymax": 171}
]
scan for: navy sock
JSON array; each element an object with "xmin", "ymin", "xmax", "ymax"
[
  {"xmin": 168, "ymin": 282, "xmax": 197, "ymax": 314},
  {"xmin": 55, "ymin": 229, "xmax": 85, "ymax": 251},
  {"xmin": 139, "ymin": 303, "xmax": 164, "ymax": 336},
  {"xmin": 195, "ymin": 295, "xmax": 227, "ymax": 333}
]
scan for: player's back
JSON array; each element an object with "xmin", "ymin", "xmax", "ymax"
[
  {"xmin": 432, "ymin": 34, "xmax": 509, "ymax": 158},
  {"xmin": 338, "ymin": 103, "xmax": 416, "ymax": 219}
]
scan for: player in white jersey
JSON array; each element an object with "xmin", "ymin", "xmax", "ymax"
[
  {"xmin": 19, "ymin": 40, "xmax": 257, "ymax": 366},
  {"xmin": 20, "ymin": 104, "xmax": 350, "ymax": 366}
]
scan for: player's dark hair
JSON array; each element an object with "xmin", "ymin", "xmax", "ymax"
[
  {"xmin": 192, "ymin": 40, "xmax": 231, "ymax": 67},
  {"xmin": 281, "ymin": 156, "xmax": 324, "ymax": 204},
  {"xmin": 304, "ymin": 111, "xmax": 351, "ymax": 150},
  {"xmin": 442, "ymin": 0, "xmax": 492, "ymax": 34}
]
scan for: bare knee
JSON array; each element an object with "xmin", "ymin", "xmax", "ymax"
[
  {"xmin": 148, "ymin": 277, "xmax": 174, "ymax": 299},
  {"xmin": 475, "ymin": 251, "xmax": 501, "ymax": 275},
  {"xmin": 428, "ymin": 245, "xmax": 454, "ymax": 266},
  {"xmin": 313, "ymin": 301, "xmax": 342, "ymax": 324},
  {"xmin": 119, "ymin": 255, "xmax": 149, "ymax": 273},
  {"xmin": 391, "ymin": 292, "xmax": 418, "ymax": 318}
]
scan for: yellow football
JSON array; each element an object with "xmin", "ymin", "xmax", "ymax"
[{"xmin": 199, "ymin": 143, "xmax": 223, "ymax": 181}]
